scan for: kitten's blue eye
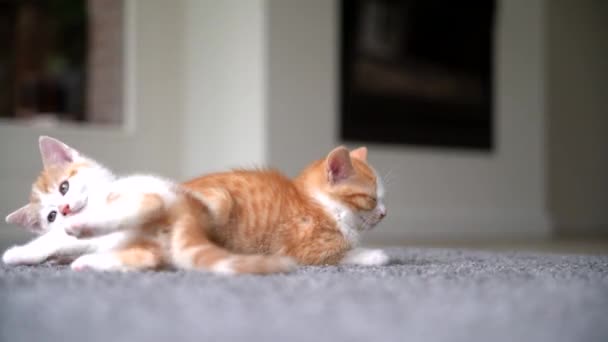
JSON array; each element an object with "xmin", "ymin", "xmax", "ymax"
[
  {"xmin": 47, "ymin": 211, "xmax": 57, "ymax": 222},
  {"xmin": 59, "ymin": 180, "xmax": 69, "ymax": 195}
]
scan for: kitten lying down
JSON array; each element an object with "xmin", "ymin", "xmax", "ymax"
[
  {"xmin": 3, "ymin": 137, "xmax": 389, "ymax": 273},
  {"xmin": 3, "ymin": 137, "xmax": 296, "ymax": 274}
]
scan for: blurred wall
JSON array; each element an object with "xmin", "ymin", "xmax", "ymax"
[
  {"xmin": 4, "ymin": 0, "xmax": 607, "ymax": 247},
  {"xmin": 266, "ymin": 0, "xmax": 549, "ymax": 241},
  {"xmin": 547, "ymin": 0, "xmax": 608, "ymax": 237},
  {"xmin": 0, "ymin": 0, "xmax": 185, "ymax": 247},
  {"xmin": 73, "ymin": 0, "xmax": 555, "ymax": 242}
]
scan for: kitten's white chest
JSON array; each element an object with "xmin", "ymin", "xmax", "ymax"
[{"xmin": 312, "ymin": 192, "xmax": 361, "ymax": 246}]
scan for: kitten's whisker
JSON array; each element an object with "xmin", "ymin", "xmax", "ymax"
[
  {"xmin": 384, "ymin": 169, "xmax": 393, "ymax": 180},
  {"xmin": 362, "ymin": 213, "xmax": 376, "ymax": 228},
  {"xmin": 361, "ymin": 216, "xmax": 370, "ymax": 229},
  {"xmin": 383, "ymin": 169, "xmax": 395, "ymax": 186}
]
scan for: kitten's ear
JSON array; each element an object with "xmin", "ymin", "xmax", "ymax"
[
  {"xmin": 326, "ymin": 146, "xmax": 355, "ymax": 184},
  {"xmin": 6, "ymin": 204, "xmax": 41, "ymax": 233},
  {"xmin": 39, "ymin": 136, "xmax": 79, "ymax": 169},
  {"xmin": 350, "ymin": 147, "xmax": 368, "ymax": 162}
]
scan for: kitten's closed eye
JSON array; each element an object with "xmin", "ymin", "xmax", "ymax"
[
  {"xmin": 369, "ymin": 197, "xmax": 378, "ymax": 207},
  {"xmin": 364, "ymin": 196, "xmax": 378, "ymax": 211},
  {"xmin": 59, "ymin": 180, "xmax": 69, "ymax": 195},
  {"xmin": 347, "ymin": 194, "xmax": 377, "ymax": 211}
]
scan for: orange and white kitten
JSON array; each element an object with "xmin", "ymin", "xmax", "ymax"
[
  {"xmin": 178, "ymin": 145, "xmax": 389, "ymax": 266},
  {"xmin": 2, "ymin": 136, "xmax": 295, "ymax": 274},
  {"xmin": 69, "ymin": 145, "xmax": 389, "ymax": 266}
]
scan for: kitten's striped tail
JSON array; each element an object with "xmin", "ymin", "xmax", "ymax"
[
  {"xmin": 175, "ymin": 244, "xmax": 296, "ymax": 275},
  {"xmin": 170, "ymin": 216, "xmax": 296, "ymax": 275},
  {"xmin": 173, "ymin": 241, "xmax": 297, "ymax": 275}
]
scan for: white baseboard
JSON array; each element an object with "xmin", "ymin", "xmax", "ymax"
[{"xmin": 363, "ymin": 207, "xmax": 551, "ymax": 244}]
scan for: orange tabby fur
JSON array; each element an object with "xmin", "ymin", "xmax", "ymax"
[{"xmin": 180, "ymin": 146, "xmax": 383, "ymax": 265}]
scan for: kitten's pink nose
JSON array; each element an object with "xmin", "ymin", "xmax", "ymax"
[
  {"xmin": 60, "ymin": 204, "xmax": 71, "ymax": 216},
  {"xmin": 379, "ymin": 207, "xmax": 387, "ymax": 219}
]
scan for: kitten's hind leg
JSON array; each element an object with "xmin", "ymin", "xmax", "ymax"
[
  {"xmin": 190, "ymin": 187, "xmax": 234, "ymax": 226},
  {"xmin": 71, "ymin": 240, "xmax": 163, "ymax": 272}
]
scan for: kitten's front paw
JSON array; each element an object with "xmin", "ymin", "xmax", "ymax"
[
  {"xmin": 65, "ymin": 220, "xmax": 95, "ymax": 239},
  {"xmin": 341, "ymin": 248, "xmax": 390, "ymax": 266},
  {"xmin": 71, "ymin": 253, "xmax": 122, "ymax": 271},
  {"xmin": 2, "ymin": 246, "xmax": 46, "ymax": 265}
]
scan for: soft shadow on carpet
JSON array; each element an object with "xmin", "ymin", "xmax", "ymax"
[{"xmin": 1, "ymin": 247, "xmax": 607, "ymax": 342}]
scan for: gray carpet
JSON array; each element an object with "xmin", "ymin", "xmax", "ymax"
[{"xmin": 1, "ymin": 247, "xmax": 607, "ymax": 342}]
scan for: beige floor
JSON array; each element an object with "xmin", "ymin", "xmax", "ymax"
[{"xmin": 371, "ymin": 238, "xmax": 608, "ymax": 255}]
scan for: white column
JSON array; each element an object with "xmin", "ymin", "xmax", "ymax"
[{"xmin": 180, "ymin": 0, "xmax": 268, "ymax": 179}]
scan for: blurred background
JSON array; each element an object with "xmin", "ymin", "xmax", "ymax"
[{"xmin": 0, "ymin": 0, "xmax": 606, "ymax": 253}]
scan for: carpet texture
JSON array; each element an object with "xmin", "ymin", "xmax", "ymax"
[{"xmin": 1, "ymin": 247, "xmax": 607, "ymax": 342}]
